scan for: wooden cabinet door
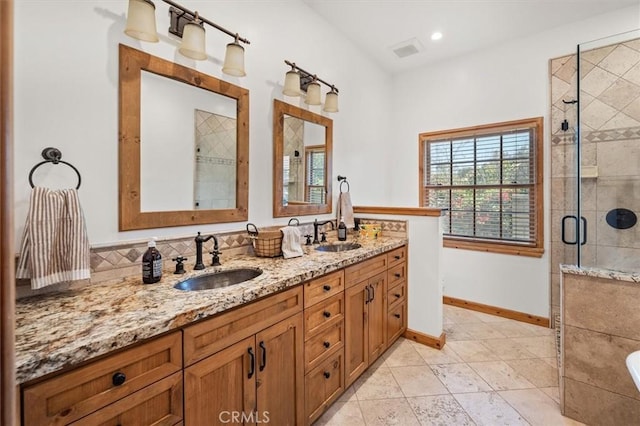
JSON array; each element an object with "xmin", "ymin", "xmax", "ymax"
[
  {"xmin": 255, "ymin": 313, "xmax": 304, "ymax": 426},
  {"xmin": 344, "ymin": 280, "xmax": 368, "ymax": 387},
  {"xmin": 184, "ymin": 336, "xmax": 256, "ymax": 426},
  {"xmin": 367, "ymin": 272, "xmax": 387, "ymax": 363}
]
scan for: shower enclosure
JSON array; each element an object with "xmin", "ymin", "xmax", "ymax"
[{"xmin": 550, "ymin": 29, "xmax": 640, "ymax": 319}]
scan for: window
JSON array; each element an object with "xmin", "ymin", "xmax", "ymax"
[
  {"xmin": 305, "ymin": 146, "xmax": 325, "ymax": 204},
  {"xmin": 419, "ymin": 117, "xmax": 543, "ymax": 257}
]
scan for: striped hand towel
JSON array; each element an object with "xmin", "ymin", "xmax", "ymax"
[{"xmin": 16, "ymin": 187, "xmax": 91, "ymax": 289}]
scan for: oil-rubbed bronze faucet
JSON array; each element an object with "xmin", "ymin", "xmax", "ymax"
[
  {"xmin": 194, "ymin": 232, "xmax": 221, "ymax": 270},
  {"xmin": 313, "ymin": 219, "xmax": 335, "ymax": 244}
]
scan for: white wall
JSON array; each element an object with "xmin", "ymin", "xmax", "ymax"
[
  {"xmin": 13, "ymin": 0, "xmax": 392, "ymax": 246},
  {"xmin": 388, "ymin": 6, "xmax": 640, "ymax": 317}
]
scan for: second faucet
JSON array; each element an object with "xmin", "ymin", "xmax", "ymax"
[{"xmin": 313, "ymin": 219, "xmax": 335, "ymax": 244}]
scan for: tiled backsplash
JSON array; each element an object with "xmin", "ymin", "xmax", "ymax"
[{"xmin": 16, "ymin": 218, "xmax": 407, "ymax": 299}]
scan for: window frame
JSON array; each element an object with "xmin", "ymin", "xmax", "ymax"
[
  {"xmin": 419, "ymin": 117, "xmax": 544, "ymax": 257},
  {"xmin": 304, "ymin": 145, "xmax": 326, "ymax": 204}
]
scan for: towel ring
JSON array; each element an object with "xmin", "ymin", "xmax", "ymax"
[
  {"xmin": 338, "ymin": 175, "xmax": 350, "ymax": 193},
  {"xmin": 28, "ymin": 147, "xmax": 82, "ymax": 189}
]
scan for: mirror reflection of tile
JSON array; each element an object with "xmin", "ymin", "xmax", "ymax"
[{"xmin": 194, "ymin": 109, "xmax": 237, "ymax": 209}]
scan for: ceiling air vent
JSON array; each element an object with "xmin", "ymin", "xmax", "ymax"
[{"xmin": 391, "ymin": 38, "xmax": 423, "ymax": 58}]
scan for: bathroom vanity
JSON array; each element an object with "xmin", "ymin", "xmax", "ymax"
[{"xmin": 16, "ymin": 238, "xmax": 407, "ymax": 425}]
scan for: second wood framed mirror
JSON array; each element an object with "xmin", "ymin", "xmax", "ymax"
[{"xmin": 273, "ymin": 99, "xmax": 333, "ymax": 217}]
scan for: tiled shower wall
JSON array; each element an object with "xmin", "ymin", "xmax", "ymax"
[
  {"xmin": 283, "ymin": 116, "xmax": 305, "ymax": 202},
  {"xmin": 194, "ymin": 110, "xmax": 237, "ymax": 209},
  {"xmin": 550, "ymin": 38, "xmax": 640, "ymax": 319}
]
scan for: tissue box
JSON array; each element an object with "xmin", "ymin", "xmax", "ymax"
[{"xmin": 359, "ymin": 223, "xmax": 381, "ymax": 239}]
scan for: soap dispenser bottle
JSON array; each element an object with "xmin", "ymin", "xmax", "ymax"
[
  {"xmin": 142, "ymin": 238, "xmax": 163, "ymax": 284},
  {"xmin": 338, "ymin": 216, "xmax": 347, "ymax": 241}
]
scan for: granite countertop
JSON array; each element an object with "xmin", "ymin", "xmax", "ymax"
[
  {"xmin": 560, "ymin": 264, "xmax": 640, "ymax": 283},
  {"xmin": 15, "ymin": 236, "xmax": 407, "ymax": 385}
]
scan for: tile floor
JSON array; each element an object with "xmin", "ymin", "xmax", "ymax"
[{"xmin": 314, "ymin": 304, "xmax": 584, "ymax": 425}]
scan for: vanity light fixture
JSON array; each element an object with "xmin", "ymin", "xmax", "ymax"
[
  {"xmin": 124, "ymin": 0, "xmax": 250, "ymax": 76},
  {"xmin": 305, "ymin": 78, "xmax": 322, "ymax": 106},
  {"xmin": 283, "ymin": 60, "xmax": 339, "ymax": 112}
]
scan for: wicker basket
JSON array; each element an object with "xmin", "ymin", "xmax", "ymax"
[{"xmin": 246, "ymin": 223, "xmax": 283, "ymax": 257}]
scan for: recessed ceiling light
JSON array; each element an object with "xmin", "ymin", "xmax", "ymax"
[{"xmin": 431, "ymin": 32, "xmax": 443, "ymax": 41}]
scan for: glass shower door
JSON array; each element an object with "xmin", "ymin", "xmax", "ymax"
[{"xmin": 576, "ymin": 29, "xmax": 640, "ymax": 272}]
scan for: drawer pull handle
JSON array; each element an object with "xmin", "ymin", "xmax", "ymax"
[
  {"xmin": 112, "ymin": 372, "xmax": 126, "ymax": 386},
  {"xmin": 323, "ymin": 341, "xmax": 331, "ymax": 348},
  {"xmin": 324, "ymin": 371, "xmax": 331, "ymax": 379},
  {"xmin": 394, "ymin": 255, "xmax": 401, "ymax": 260},
  {"xmin": 394, "ymin": 273, "xmax": 401, "ymax": 278},
  {"xmin": 394, "ymin": 313, "xmax": 401, "ymax": 318},
  {"xmin": 248, "ymin": 347, "xmax": 255, "ymax": 378},
  {"xmin": 259, "ymin": 341, "xmax": 267, "ymax": 372},
  {"xmin": 323, "ymin": 285, "xmax": 331, "ymax": 292},
  {"xmin": 394, "ymin": 293, "xmax": 401, "ymax": 298},
  {"xmin": 323, "ymin": 311, "xmax": 331, "ymax": 318}
]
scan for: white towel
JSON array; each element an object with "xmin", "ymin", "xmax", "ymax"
[
  {"xmin": 280, "ymin": 226, "xmax": 303, "ymax": 259},
  {"xmin": 337, "ymin": 192, "xmax": 355, "ymax": 228},
  {"xmin": 16, "ymin": 187, "xmax": 91, "ymax": 289}
]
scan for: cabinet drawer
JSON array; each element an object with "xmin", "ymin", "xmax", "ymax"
[
  {"xmin": 387, "ymin": 262, "xmax": 406, "ymax": 289},
  {"xmin": 387, "ymin": 246, "xmax": 407, "ymax": 268},
  {"xmin": 23, "ymin": 332, "xmax": 182, "ymax": 426},
  {"xmin": 305, "ymin": 292, "xmax": 344, "ymax": 338},
  {"xmin": 345, "ymin": 254, "xmax": 387, "ymax": 288},
  {"xmin": 387, "ymin": 281, "xmax": 407, "ymax": 311},
  {"xmin": 304, "ymin": 270, "xmax": 344, "ymax": 308},
  {"xmin": 70, "ymin": 372, "xmax": 183, "ymax": 426},
  {"xmin": 388, "ymin": 300, "xmax": 407, "ymax": 346},
  {"xmin": 183, "ymin": 286, "xmax": 303, "ymax": 366},
  {"xmin": 305, "ymin": 350, "xmax": 344, "ymax": 425},
  {"xmin": 305, "ymin": 321, "xmax": 344, "ymax": 373}
]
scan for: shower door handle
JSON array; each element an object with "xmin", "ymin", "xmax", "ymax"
[
  {"xmin": 561, "ymin": 215, "xmax": 577, "ymax": 245},
  {"xmin": 561, "ymin": 215, "xmax": 587, "ymax": 245}
]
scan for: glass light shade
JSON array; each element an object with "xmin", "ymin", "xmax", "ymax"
[
  {"xmin": 124, "ymin": 0, "xmax": 159, "ymax": 42},
  {"xmin": 222, "ymin": 42, "xmax": 246, "ymax": 77},
  {"xmin": 179, "ymin": 22, "xmax": 207, "ymax": 60},
  {"xmin": 304, "ymin": 81, "xmax": 321, "ymax": 105},
  {"xmin": 323, "ymin": 89, "xmax": 339, "ymax": 112},
  {"xmin": 283, "ymin": 71, "xmax": 301, "ymax": 96}
]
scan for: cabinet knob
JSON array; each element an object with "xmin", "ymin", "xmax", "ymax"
[
  {"xmin": 394, "ymin": 293, "xmax": 401, "ymax": 298},
  {"xmin": 323, "ymin": 341, "xmax": 331, "ymax": 348},
  {"xmin": 394, "ymin": 255, "xmax": 401, "ymax": 260},
  {"xmin": 394, "ymin": 273, "xmax": 401, "ymax": 278},
  {"xmin": 394, "ymin": 313, "xmax": 401, "ymax": 318},
  {"xmin": 112, "ymin": 372, "xmax": 126, "ymax": 386},
  {"xmin": 323, "ymin": 285, "xmax": 331, "ymax": 292},
  {"xmin": 323, "ymin": 311, "xmax": 331, "ymax": 318},
  {"xmin": 324, "ymin": 371, "xmax": 331, "ymax": 379}
]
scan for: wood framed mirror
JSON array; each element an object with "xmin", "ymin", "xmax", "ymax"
[
  {"xmin": 119, "ymin": 44, "xmax": 249, "ymax": 231},
  {"xmin": 273, "ymin": 99, "xmax": 333, "ymax": 217}
]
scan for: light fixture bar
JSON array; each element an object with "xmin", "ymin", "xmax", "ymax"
[
  {"xmin": 284, "ymin": 60, "xmax": 338, "ymax": 93},
  {"xmin": 163, "ymin": 0, "xmax": 250, "ymax": 44}
]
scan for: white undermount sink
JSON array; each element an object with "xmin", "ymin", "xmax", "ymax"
[{"xmin": 626, "ymin": 351, "xmax": 640, "ymax": 392}]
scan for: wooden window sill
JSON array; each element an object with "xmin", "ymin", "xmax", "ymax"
[{"xmin": 443, "ymin": 237, "xmax": 544, "ymax": 258}]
